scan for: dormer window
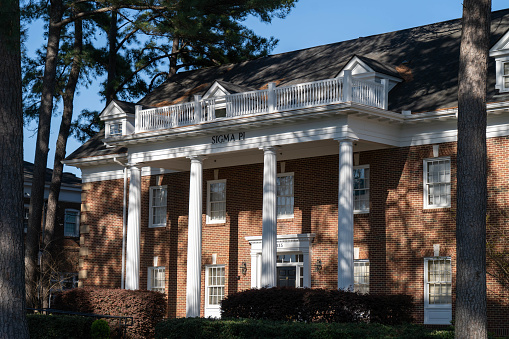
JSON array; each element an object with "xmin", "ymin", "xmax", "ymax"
[
  {"xmin": 489, "ymin": 31, "xmax": 509, "ymax": 93},
  {"xmin": 215, "ymin": 108, "xmax": 227, "ymax": 118},
  {"xmin": 110, "ymin": 122, "xmax": 122, "ymax": 136},
  {"xmin": 503, "ymin": 62, "xmax": 509, "ymax": 90}
]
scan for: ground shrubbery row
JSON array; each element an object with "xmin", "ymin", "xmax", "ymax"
[
  {"xmin": 27, "ymin": 314, "xmax": 94, "ymax": 339},
  {"xmin": 53, "ymin": 287, "xmax": 167, "ymax": 338},
  {"xmin": 155, "ymin": 318, "xmax": 454, "ymax": 339},
  {"xmin": 220, "ymin": 287, "xmax": 414, "ymax": 325}
]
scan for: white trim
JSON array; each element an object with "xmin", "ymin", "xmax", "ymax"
[
  {"xmin": 149, "ymin": 185, "xmax": 167, "ymax": 228},
  {"xmin": 423, "ymin": 157, "xmax": 451, "ymax": 209},
  {"xmin": 204, "ymin": 264, "xmax": 226, "ymax": 318},
  {"xmin": 206, "ymin": 179, "xmax": 226, "ymax": 224},
  {"xmin": 64, "ymin": 208, "xmax": 80, "ymax": 237},
  {"xmin": 424, "ymin": 257, "xmax": 452, "ymax": 325},
  {"xmin": 147, "ymin": 266, "xmax": 166, "ymax": 293},
  {"xmin": 353, "ymin": 164, "xmax": 370, "ymax": 214},
  {"xmin": 277, "ymin": 172, "xmax": 294, "ymax": 219}
]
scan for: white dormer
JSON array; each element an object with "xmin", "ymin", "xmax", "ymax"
[
  {"xmin": 490, "ymin": 30, "xmax": 509, "ymax": 93},
  {"xmin": 100, "ymin": 100, "xmax": 136, "ymax": 138},
  {"xmin": 337, "ymin": 55, "xmax": 402, "ymax": 91}
]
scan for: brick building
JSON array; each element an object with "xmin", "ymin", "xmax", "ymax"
[{"xmin": 65, "ymin": 9, "xmax": 509, "ymax": 332}]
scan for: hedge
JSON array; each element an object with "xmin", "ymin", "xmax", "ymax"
[
  {"xmin": 53, "ymin": 287, "xmax": 167, "ymax": 339},
  {"xmin": 221, "ymin": 287, "xmax": 414, "ymax": 325},
  {"xmin": 27, "ymin": 314, "xmax": 94, "ymax": 339},
  {"xmin": 155, "ymin": 318, "xmax": 454, "ymax": 339}
]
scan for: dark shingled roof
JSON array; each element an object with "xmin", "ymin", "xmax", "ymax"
[
  {"xmin": 66, "ymin": 130, "xmax": 127, "ymax": 161},
  {"xmin": 66, "ymin": 9, "xmax": 509, "ymax": 162},
  {"xmin": 214, "ymin": 80, "xmax": 256, "ymax": 94},
  {"xmin": 24, "ymin": 161, "xmax": 81, "ymax": 186}
]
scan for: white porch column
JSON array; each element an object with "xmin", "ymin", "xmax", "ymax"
[
  {"xmin": 186, "ymin": 155, "xmax": 204, "ymax": 317},
  {"xmin": 260, "ymin": 146, "xmax": 277, "ymax": 287},
  {"xmin": 337, "ymin": 139, "xmax": 355, "ymax": 290},
  {"xmin": 126, "ymin": 164, "xmax": 142, "ymax": 290}
]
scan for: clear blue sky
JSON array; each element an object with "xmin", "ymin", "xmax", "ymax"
[{"xmin": 23, "ymin": 0, "xmax": 508, "ymax": 177}]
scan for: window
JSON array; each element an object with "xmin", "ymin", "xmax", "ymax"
[
  {"xmin": 149, "ymin": 186, "xmax": 167, "ymax": 227},
  {"xmin": 206, "ymin": 266, "xmax": 225, "ymax": 309},
  {"xmin": 148, "ymin": 267, "xmax": 165, "ymax": 293},
  {"xmin": 207, "ymin": 180, "xmax": 226, "ymax": 224},
  {"xmin": 64, "ymin": 209, "xmax": 80, "ymax": 237},
  {"xmin": 109, "ymin": 122, "xmax": 122, "ymax": 136},
  {"xmin": 423, "ymin": 157, "xmax": 451, "ymax": 208},
  {"xmin": 424, "ymin": 257, "xmax": 452, "ymax": 324},
  {"xmin": 353, "ymin": 165, "xmax": 370, "ymax": 213},
  {"xmin": 354, "ymin": 260, "xmax": 370, "ymax": 294},
  {"xmin": 504, "ymin": 62, "xmax": 509, "ymax": 90},
  {"xmin": 277, "ymin": 173, "xmax": 294, "ymax": 218}
]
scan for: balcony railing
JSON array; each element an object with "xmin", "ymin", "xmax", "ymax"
[{"xmin": 135, "ymin": 71, "xmax": 389, "ymax": 133}]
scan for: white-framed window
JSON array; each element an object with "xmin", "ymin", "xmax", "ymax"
[
  {"xmin": 149, "ymin": 185, "xmax": 167, "ymax": 227},
  {"xmin": 353, "ymin": 165, "xmax": 370, "ymax": 213},
  {"xmin": 24, "ymin": 205, "xmax": 29, "ymax": 233},
  {"xmin": 424, "ymin": 257, "xmax": 452, "ymax": 324},
  {"xmin": 423, "ymin": 157, "xmax": 451, "ymax": 209},
  {"xmin": 109, "ymin": 122, "xmax": 122, "ymax": 136},
  {"xmin": 503, "ymin": 62, "xmax": 509, "ymax": 90},
  {"xmin": 64, "ymin": 209, "xmax": 80, "ymax": 237},
  {"xmin": 147, "ymin": 266, "xmax": 166, "ymax": 293},
  {"xmin": 205, "ymin": 265, "xmax": 226, "ymax": 318},
  {"xmin": 277, "ymin": 173, "xmax": 294, "ymax": 219},
  {"xmin": 354, "ymin": 260, "xmax": 370, "ymax": 294},
  {"xmin": 207, "ymin": 180, "xmax": 226, "ymax": 224}
]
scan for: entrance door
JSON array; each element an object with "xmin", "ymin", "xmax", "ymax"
[{"xmin": 277, "ymin": 267, "xmax": 296, "ymax": 287}]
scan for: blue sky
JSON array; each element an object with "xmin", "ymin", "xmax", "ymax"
[{"xmin": 23, "ymin": 0, "xmax": 508, "ymax": 177}]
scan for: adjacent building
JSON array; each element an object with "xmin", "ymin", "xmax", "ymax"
[{"xmin": 64, "ymin": 9, "xmax": 509, "ymax": 333}]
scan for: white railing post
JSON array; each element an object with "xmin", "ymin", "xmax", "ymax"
[
  {"xmin": 268, "ymin": 82, "xmax": 276, "ymax": 113},
  {"xmin": 343, "ymin": 70, "xmax": 352, "ymax": 102},
  {"xmin": 134, "ymin": 105, "xmax": 142, "ymax": 133},
  {"xmin": 194, "ymin": 95, "xmax": 202, "ymax": 123},
  {"xmin": 381, "ymin": 79, "xmax": 389, "ymax": 110}
]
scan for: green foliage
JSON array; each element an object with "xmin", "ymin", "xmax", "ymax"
[
  {"xmin": 91, "ymin": 319, "xmax": 110, "ymax": 339},
  {"xmin": 27, "ymin": 314, "xmax": 94, "ymax": 339},
  {"xmin": 221, "ymin": 287, "xmax": 414, "ymax": 325},
  {"xmin": 155, "ymin": 318, "xmax": 455, "ymax": 339}
]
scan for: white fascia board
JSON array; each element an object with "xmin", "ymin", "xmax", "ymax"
[{"xmin": 63, "ymin": 153, "xmax": 128, "ymax": 168}]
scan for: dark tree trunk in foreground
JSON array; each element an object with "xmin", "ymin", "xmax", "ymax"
[
  {"xmin": 456, "ymin": 1, "xmax": 491, "ymax": 338},
  {"xmin": 106, "ymin": 9, "xmax": 117, "ymax": 105},
  {"xmin": 0, "ymin": 0, "xmax": 30, "ymax": 337},
  {"xmin": 25, "ymin": 0, "xmax": 64, "ymax": 308},
  {"xmin": 42, "ymin": 17, "xmax": 83, "ymax": 308}
]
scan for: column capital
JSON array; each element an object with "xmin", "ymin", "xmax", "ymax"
[
  {"xmin": 259, "ymin": 146, "xmax": 277, "ymax": 154},
  {"xmin": 127, "ymin": 162, "xmax": 142, "ymax": 169},
  {"xmin": 334, "ymin": 136, "xmax": 358, "ymax": 143},
  {"xmin": 187, "ymin": 155, "xmax": 206, "ymax": 163}
]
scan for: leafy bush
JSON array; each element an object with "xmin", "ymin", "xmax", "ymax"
[
  {"xmin": 155, "ymin": 318, "xmax": 454, "ymax": 339},
  {"xmin": 221, "ymin": 287, "xmax": 414, "ymax": 325},
  {"xmin": 53, "ymin": 287, "xmax": 167, "ymax": 339},
  {"xmin": 27, "ymin": 314, "xmax": 94, "ymax": 339},
  {"xmin": 91, "ymin": 319, "xmax": 110, "ymax": 339}
]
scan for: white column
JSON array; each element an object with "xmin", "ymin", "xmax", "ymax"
[
  {"xmin": 260, "ymin": 147, "xmax": 277, "ymax": 287},
  {"xmin": 303, "ymin": 249, "xmax": 311, "ymax": 288},
  {"xmin": 250, "ymin": 252, "xmax": 258, "ymax": 288},
  {"xmin": 337, "ymin": 139, "xmax": 355, "ymax": 290},
  {"xmin": 126, "ymin": 164, "xmax": 142, "ymax": 290},
  {"xmin": 186, "ymin": 155, "xmax": 204, "ymax": 317}
]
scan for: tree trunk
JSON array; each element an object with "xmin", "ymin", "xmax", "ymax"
[
  {"xmin": 25, "ymin": 0, "xmax": 64, "ymax": 308},
  {"xmin": 456, "ymin": 1, "xmax": 491, "ymax": 338},
  {"xmin": 42, "ymin": 17, "xmax": 83, "ymax": 308},
  {"xmin": 106, "ymin": 9, "xmax": 117, "ymax": 105},
  {"xmin": 0, "ymin": 0, "xmax": 30, "ymax": 337},
  {"xmin": 169, "ymin": 36, "xmax": 179, "ymax": 76}
]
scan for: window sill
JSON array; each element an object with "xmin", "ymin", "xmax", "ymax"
[
  {"xmin": 354, "ymin": 210, "xmax": 370, "ymax": 215},
  {"xmin": 149, "ymin": 224, "xmax": 166, "ymax": 228}
]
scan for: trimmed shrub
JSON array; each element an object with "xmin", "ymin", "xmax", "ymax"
[
  {"xmin": 155, "ymin": 318, "xmax": 453, "ymax": 339},
  {"xmin": 53, "ymin": 287, "xmax": 167, "ymax": 339},
  {"xmin": 91, "ymin": 319, "xmax": 110, "ymax": 339},
  {"xmin": 27, "ymin": 314, "xmax": 94, "ymax": 339},
  {"xmin": 221, "ymin": 287, "xmax": 413, "ymax": 325}
]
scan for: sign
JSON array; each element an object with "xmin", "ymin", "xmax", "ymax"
[{"xmin": 212, "ymin": 132, "xmax": 246, "ymax": 144}]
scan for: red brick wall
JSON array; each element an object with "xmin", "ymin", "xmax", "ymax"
[{"xmin": 79, "ymin": 137, "xmax": 509, "ymax": 332}]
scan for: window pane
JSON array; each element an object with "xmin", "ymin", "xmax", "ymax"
[
  {"xmin": 277, "ymin": 175, "xmax": 294, "ymax": 218},
  {"xmin": 207, "ymin": 266, "xmax": 226, "ymax": 305},
  {"xmin": 354, "ymin": 260, "xmax": 370, "ymax": 294}
]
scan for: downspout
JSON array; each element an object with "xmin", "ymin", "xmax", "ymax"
[{"xmin": 114, "ymin": 157, "xmax": 128, "ymax": 289}]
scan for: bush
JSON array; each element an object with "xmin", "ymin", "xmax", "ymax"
[
  {"xmin": 53, "ymin": 287, "xmax": 167, "ymax": 339},
  {"xmin": 27, "ymin": 314, "xmax": 94, "ymax": 339},
  {"xmin": 155, "ymin": 318, "xmax": 453, "ymax": 339},
  {"xmin": 91, "ymin": 319, "xmax": 110, "ymax": 339},
  {"xmin": 221, "ymin": 287, "xmax": 413, "ymax": 325}
]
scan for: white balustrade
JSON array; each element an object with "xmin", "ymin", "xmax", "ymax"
[{"xmin": 134, "ymin": 76, "xmax": 387, "ymax": 133}]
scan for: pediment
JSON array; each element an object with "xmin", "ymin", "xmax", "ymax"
[
  {"xmin": 490, "ymin": 30, "xmax": 509, "ymax": 57},
  {"xmin": 99, "ymin": 100, "xmax": 135, "ymax": 121},
  {"xmin": 202, "ymin": 81, "xmax": 230, "ymax": 99}
]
